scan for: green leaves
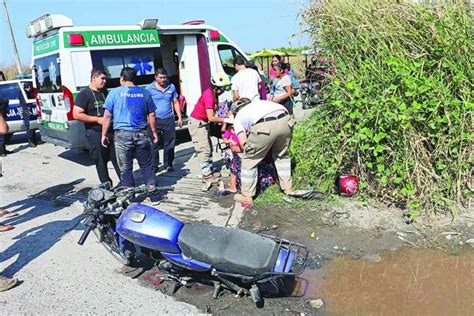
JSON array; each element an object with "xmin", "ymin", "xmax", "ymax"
[
  {"xmin": 374, "ymin": 132, "xmax": 387, "ymax": 143},
  {"xmin": 292, "ymin": 0, "xmax": 473, "ymax": 213}
]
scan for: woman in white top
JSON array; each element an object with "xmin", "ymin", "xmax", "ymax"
[{"xmin": 269, "ymin": 63, "xmax": 293, "ymax": 115}]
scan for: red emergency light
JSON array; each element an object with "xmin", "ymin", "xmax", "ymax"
[
  {"xmin": 68, "ymin": 33, "xmax": 84, "ymax": 46},
  {"xmin": 183, "ymin": 20, "xmax": 205, "ymax": 25},
  {"xmin": 209, "ymin": 30, "xmax": 220, "ymax": 40}
]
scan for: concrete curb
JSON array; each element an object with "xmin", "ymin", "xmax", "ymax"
[{"xmin": 226, "ymin": 202, "xmax": 245, "ymax": 228}]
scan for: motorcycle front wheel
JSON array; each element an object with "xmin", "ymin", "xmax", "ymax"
[{"xmin": 94, "ymin": 225, "xmax": 134, "ymax": 266}]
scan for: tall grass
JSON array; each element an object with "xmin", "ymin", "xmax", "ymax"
[
  {"xmin": 292, "ymin": 0, "xmax": 473, "ymax": 214},
  {"xmin": 0, "ymin": 64, "xmax": 31, "ymax": 80}
]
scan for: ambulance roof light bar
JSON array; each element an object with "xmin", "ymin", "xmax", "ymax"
[
  {"xmin": 26, "ymin": 14, "xmax": 73, "ymax": 38},
  {"xmin": 139, "ymin": 19, "xmax": 158, "ymax": 30}
]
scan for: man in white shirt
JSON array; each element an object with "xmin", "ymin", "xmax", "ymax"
[
  {"xmin": 231, "ymin": 56, "xmax": 261, "ymax": 102},
  {"xmin": 231, "ymin": 98, "xmax": 295, "ymax": 206}
]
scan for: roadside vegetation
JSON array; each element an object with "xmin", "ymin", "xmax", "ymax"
[
  {"xmin": 291, "ymin": 0, "xmax": 473, "ymax": 214},
  {"xmin": 0, "ymin": 64, "xmax": 31, "ymax": 80}
]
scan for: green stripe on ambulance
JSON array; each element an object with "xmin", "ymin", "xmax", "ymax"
[{"xmin": 63, "ymin": 29, "xmax": 160, "ymax": 48}]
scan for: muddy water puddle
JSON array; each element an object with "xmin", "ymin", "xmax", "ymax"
[{"xmin": 297, "ymin": 248, "xmax": 474, "ymax": 315}]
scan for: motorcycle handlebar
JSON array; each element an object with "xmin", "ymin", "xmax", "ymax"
[
  {"xmin": 77, "ymin": 220, "xmax": 94, "ymax": 246},
  {"xmin": 79, "ymin": 185, "xmax": 147, "ymax": 245}
]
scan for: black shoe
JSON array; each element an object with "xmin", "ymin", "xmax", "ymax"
[
  {"xmin": 0, "ymin": 149, "xmax": 11, "ymax": 156},
  {"xmin": 165, "ymin": 166, "xmax": 174, "ymax": 173},
  {"xmin": 149, "ymin": 190, "xmax": 162, "ymax": 203},
  {"xmin": 28, "ymin": 141, "xmax": 37, "ymax": 148}
]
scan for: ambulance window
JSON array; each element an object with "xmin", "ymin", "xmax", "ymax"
[
  {"xmin": 0, "ymin": 83, "xmax": 21, "ymax": 100},
  {"xmin": 33, "ymin": 53, "xmax": 62, "ymax": 93},
  {"xmin": 217, "ymin": 45, "xmax": 246, "ymax": 76},
  {"xmin": 91, "ymin": 48, "xmax": 163, "ymax": 88}
]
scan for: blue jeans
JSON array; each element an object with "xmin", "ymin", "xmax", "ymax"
[{"xmin": 114, "ymin": 129, "xmax": 155, "ymax": 188}]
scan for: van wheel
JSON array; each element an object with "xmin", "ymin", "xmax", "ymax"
[{"xmin": 5, "ymin": 133, "xmax": 13, "ymax": 143}]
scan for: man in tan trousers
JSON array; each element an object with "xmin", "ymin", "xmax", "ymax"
[{"xmin": 231, "ymin": 98, "xmax": 295, "ymax": 206}]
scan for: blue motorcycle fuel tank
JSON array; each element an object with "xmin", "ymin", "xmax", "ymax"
[{"xmin": 116, "ymin": 203, "xmax": 184, "ymax": 254}]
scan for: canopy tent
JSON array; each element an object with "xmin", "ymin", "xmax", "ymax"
[
  {"xmin": 250, "ymin": 49, "xmax": 297, "ymax": 76},
  {"xmin": 249, "ymin": 49, "xmax": 286, "ymax": 59}
]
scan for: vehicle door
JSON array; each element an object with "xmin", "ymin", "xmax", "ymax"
[{"xmin": 0, "ymin": 82, "xmax": 24, "ymax": 133}]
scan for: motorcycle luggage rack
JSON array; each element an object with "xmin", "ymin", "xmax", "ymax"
[
  {"xmin": 213, "ymin": 234, "xmax": 309, "ymax": 283},
  {"xmin": 260, "ymin": 234, "xmax": 309, "ymax": 275}
]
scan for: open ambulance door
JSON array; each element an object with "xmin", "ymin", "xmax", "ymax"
[{"xmin": 175, "ymin": 34, "xmax": 210, "ymax": 118}]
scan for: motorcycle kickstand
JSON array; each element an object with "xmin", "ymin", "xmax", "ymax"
[
  {"xmin": 212, "ymin": 273, "xmax": 248, "ymax": 298},
  {"xmin": 212, "ymin": 281, "xmax": 246, "ymax": 299},
  {"xmin": 212, "ymin": 282, "xmax": 221, "ymax": 299}
]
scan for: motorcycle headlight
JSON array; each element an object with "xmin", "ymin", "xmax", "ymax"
[{"xmin": 88, "ymin": 188, "xmax": 105, "ymax": 203}]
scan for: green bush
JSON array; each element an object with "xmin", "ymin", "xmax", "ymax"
[{"xmin": 292, "ymin": 0, "xmax": 473, "ymax": 213}]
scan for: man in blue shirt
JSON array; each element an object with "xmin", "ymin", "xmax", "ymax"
[
  {"xmin": 146, "ymin": 67, "xmax": 182, "ymax": 173},
  {"xmin": 101, "ymin": 67, "xmax": 158, "ymax": 191}
]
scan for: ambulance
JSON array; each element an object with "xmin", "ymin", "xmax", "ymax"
[{"xmin": 27, "ymin": 14, "xmax": 251, "ymax": 149}]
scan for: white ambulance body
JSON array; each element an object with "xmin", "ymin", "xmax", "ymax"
[{"xmin": 28, "ymin": 15, "xmax": 250, "ymax": 149}]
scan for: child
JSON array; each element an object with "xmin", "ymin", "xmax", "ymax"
[
  {"xmin": 222, "ymin": 123, "xmax": 277, "ymax": 195},
  {"xmin": 222, "ymin": 124, "xmax": 241, "ymax": 193}
]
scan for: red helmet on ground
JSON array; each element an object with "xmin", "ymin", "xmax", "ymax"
[{"xmin": 336, "ymin": 175, "xmax": 359, "ymax": 196}]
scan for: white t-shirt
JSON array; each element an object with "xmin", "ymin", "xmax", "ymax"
[
  {"xmin": 233, "ymin": 100, "xmax": 287, "ymax": 135},
  {"xmin": 231, "ymin": 68, "xmax": 262, "ymax": 101},
  {"xmin": 272, "ymin": 75, "xmax": 292, "ymax": 97}
]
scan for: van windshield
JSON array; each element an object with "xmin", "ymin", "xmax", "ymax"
[{"xmin": 34, "ymin": 53, "xmax": 62, "ymax": 93}]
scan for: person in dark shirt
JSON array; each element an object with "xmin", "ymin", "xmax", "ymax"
[{"xmin": 73, "ymin": 68, "xmax": 120, "ymax": 185}]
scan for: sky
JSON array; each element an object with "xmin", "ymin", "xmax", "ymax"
[{"xmin": 0, "ymin": 0, "xmax": 311, "ymax": 67}]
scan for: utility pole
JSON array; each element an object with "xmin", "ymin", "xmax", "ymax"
[{"xmin": 1, "ymin": 0, "xmax": 23, "ymax": 75}]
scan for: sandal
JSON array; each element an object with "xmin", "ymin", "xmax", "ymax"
[
  {"xmin": 0, "ymin": 224, "xmax": 14, "ymax": 232},
  {"xmin": 213, "ymin": 189, "xmax": 237, "ymax": 197},
  {"xmin": 222, "ymin": 187, "xmax": 238, "ymax": 194},
  {"xmin": 0, "ymin": 209, "xmax": 18, "ymax": 218}
]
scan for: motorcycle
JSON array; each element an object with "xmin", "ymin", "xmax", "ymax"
[
  {"xmin": 300, "ymin": 51, "xmax": 336, "ymax": 109},
  {"xmin": 77, "ymin": 183, "xmax": 309, "ymax": 305},
  {"xmin": 300, "ymin": 82, "xmax": 321, "ymax": 109}
]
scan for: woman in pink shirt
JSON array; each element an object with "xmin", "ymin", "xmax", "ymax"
[
  {"xmin": 268, "ymin": 54, "xmax": 288, "ymax": 82},
  {"xmin": 188, "ymin": 72, "xmax": 233, "ymax": 186}
]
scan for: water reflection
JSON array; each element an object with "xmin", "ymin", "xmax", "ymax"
[{"xmin": 297, "ymin": 249, "xmax": 474, "ymax": 315}]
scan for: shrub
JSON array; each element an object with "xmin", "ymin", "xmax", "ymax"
[{"xmin": 292, "ymin": 0, "xmax": 473, "ymax": 213}]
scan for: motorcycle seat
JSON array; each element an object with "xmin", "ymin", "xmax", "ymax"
[{"xmin": 178, "ymin": 224, "xmax": 279, "ymax": 276}]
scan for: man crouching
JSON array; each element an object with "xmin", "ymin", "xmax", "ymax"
[{"xmin": 231, "ymin": 98, "xmax": 295, "ymax": 206}]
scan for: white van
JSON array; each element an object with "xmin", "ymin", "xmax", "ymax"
[{"xmin": 27, "ymin": 15, "xmax": 252, "ymax": 149}]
